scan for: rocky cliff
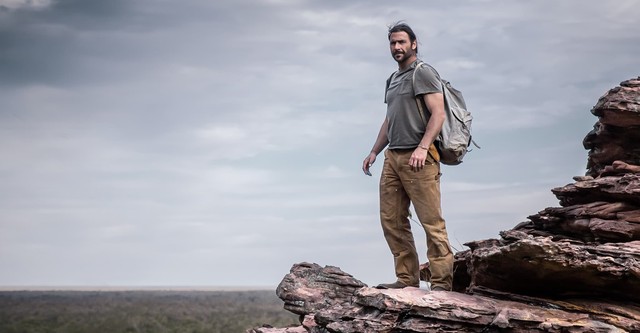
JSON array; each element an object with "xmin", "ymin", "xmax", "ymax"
[{"xmin": 249, "ymin": 77, "xmax": 640, "ymax": 333}]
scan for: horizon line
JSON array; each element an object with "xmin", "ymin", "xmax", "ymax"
[{"xmin": 0, "ymin": 285, "xmax": 277, "ymax": 291}]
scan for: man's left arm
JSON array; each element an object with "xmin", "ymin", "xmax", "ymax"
[{"xmin": 409, "ymin": 92, "xmax": 445, "ymax": 171}]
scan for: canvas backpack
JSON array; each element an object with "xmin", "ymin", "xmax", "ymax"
[{"xmin": 412, "ymin": 61, "xmax": 479, "ymax": 165}]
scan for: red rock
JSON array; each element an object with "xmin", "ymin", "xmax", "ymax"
[{"xmin": 250, "ymin": 78, "xmax": 640, "ymax": 332}]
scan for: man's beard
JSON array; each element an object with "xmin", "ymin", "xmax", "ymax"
[{"xmin": 393, "ymin": 50, "xmax": 414, "ymax": 63}]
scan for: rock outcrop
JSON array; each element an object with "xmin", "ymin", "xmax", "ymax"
[
  {"xmin": 584, "ymin": 77, "xmax": 640, "ymax": 177},
  {"xmin": 249, "ymin": 77, "xmax": 640, "ymax": 333},
  {"xmin": 250, "ymin": 262, "xmax": 638, "ymax": 332}
]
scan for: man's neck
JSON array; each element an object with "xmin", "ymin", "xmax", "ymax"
[{"xmin": 397, "ymin": 55, "xmax": 418, "ymax": 71}]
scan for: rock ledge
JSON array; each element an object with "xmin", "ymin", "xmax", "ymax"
[{"xmin": 249, "ymin": 78, "xmax": 640, "ymax": 332}]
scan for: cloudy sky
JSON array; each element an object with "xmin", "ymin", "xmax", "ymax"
[{"xmin": 1, "ymin": 0, "xmax": 639, "ymax": 288}]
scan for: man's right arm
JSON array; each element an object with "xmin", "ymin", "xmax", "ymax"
[{"xmin": 362, "ymin": 117, "xmax": 389, "ymax": 176}]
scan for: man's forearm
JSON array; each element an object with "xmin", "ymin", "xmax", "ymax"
[{"xmin": 418, "ymin": 113, "xmax": 444, "ymax": 149}]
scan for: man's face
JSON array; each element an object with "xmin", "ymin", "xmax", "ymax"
[{"xmin": 389, "ymin": 31, "xmax": 416, "ymax": 64}]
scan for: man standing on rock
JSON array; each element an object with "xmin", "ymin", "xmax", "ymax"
[{"xmin": 362, "ymin": 22, "xmax": 453, "ymax": 291}]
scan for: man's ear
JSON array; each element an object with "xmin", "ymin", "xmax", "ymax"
[{"xmin": 411, "ymin": 41, "xmax": 417, "ymax": 51}]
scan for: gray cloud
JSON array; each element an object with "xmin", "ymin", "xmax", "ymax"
[{"xmin": 1, "ymin": 0, "xmax": 639, "ymax": 286}]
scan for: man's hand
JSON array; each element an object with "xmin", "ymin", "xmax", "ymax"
[
  {"xmin": 362, "ymin": 152, "xmax": 377, "ymax": 176},
  {"xmin": 409, "ymin": 147, "xmax": 429, "ymax": 171}
]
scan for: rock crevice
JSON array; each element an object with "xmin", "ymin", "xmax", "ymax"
[{"xmin": 250, "ymin": 77, "xmax": 640, "ymax": 333}]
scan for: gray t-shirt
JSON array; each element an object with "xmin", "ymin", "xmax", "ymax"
[{"xmin": 385, "ymin": 60, "xmax": 442, "ymax": 149}]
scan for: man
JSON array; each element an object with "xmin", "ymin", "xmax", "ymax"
[{"xmin": 362, "ymin": 22, "xmax": 454, "ymax": 291}]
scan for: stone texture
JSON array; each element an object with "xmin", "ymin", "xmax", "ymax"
[
  {"xmin": 267, "ymin": 263, "xmax": 639, "ymax": 332},
  {"xmin": 585, "ymin": 77, "xmax": 640, "ymax": 177},
  {"xmin": 463, "ymin": 230, "xmax": 640, "ymax": 301},
  {"xmin": 248, "ymin": 327, "xmax": 308, "ymax": 333},
  {"xmin": 250, "ymin": 78, "xmax": 640, "ymax": 332},
  {"xmin": 275, "ymin": 262, "xmax": 366, "ymax": 316}
]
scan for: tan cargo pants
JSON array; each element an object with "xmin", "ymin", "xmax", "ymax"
[{"xmin": 379, "ymin": 148, "xmax": 454, "ymax": 290}]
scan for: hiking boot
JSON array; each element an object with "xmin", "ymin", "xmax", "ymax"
[
  {"xmin": 375, "ymin": 281, "xmax": 417, "ymax": 289},
  {"xmin": 431, "ymin": 286, "xmax": 449, "ymax": 292}
]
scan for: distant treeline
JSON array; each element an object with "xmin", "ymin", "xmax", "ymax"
[{"xmin": 0, "ymin": 290, "xmax": 299, "ymax": 333}]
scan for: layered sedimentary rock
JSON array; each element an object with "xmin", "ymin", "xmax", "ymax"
[
  {"xmin": 250, "ymin": 78, "xmax": 640, "ymax": 332},
  {"xmin": 584, "ymin": 77, "xmax": 640, "ymax": 177},
  {"xmin": 250, "ymin": 262, "xmax": 638, "ymax": 332}
]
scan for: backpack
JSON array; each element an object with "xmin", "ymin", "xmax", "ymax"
[{"xmin": 412, "ymin": 61, "xmax": 479, "ymax": 165}]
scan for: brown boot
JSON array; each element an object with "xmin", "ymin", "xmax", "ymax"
[
  {"xmin": 431, "ymin": 286, "xmax": 449, "ymax": 292},
  {"xmin": 375, "ymin": 281, "xmax": 417, "ymax": 289}
]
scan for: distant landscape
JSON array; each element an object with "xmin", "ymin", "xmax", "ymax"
[{"xmin": 0, "ymin": 289, "xmax": 299, "ymax": 333}]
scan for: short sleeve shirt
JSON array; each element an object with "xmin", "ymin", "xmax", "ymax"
[{"xmin": 385, "ymin": 60, "xmax": 442, "ymax": 149}]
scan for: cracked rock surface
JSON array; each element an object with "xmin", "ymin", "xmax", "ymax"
[{"xmin": 249, "ymin": 78, "xmax": 640, "ymax": 332}]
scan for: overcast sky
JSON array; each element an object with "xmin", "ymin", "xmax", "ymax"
[{"xmin": 1, "ymin": 0, "xmax": 639, "ymax": 288}]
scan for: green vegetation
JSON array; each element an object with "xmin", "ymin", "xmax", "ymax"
[{"xmin": 0, "ymin": 290, "xmax": 299, "ymax": 333}]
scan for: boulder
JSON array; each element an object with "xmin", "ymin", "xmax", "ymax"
[
  {"xmin": 268, "ymin": 262, "xmax": 639, "ymax": 332},
  {"xmin": 250, "ymin": 78, "xmax": 640, "ymax": 332}
]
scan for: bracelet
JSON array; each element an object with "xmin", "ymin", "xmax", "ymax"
[{"xmin": 418, "ymin": 144, "xmax": 429, "ymax": 150}]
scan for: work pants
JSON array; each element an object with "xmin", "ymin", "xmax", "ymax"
[{"xmin": 379, "ymin": 148, "xmax": 454, "ymax": 289}]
